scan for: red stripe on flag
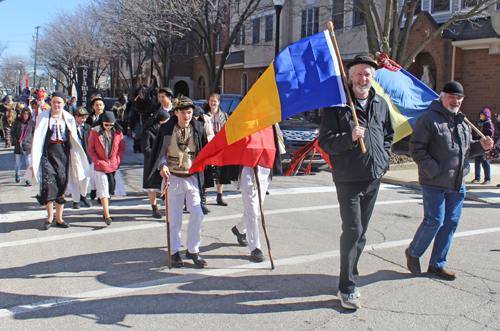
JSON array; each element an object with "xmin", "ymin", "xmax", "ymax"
[{"xmin": 190, "ymin": 126, "xmax": 276, "ymax": 173}]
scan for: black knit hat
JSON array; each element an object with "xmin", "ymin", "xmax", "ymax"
[
  {"xmin": 441, "ymin": 81, "xmax": 464, "ymax": 97},
  {"xmin": 346, "ymin": 53, "xmax": 378, "ymax": 70},
  {"xmin": 193, "ymin": 106, "xmax": 203, "ymax": 117},
  {"xmin": 101, "ymin": 111, "xmax": 116, "ymax": 123},
  {"xmin": 51, "ymin": 91, "xmax": 67, "ymax": 100},
  {"xmin": 157, "ymin": 109, "xmax": 169, "ymax": 122}
]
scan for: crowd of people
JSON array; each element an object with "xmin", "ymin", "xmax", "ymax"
[{"xmin": 0, "ymin": 54, "xmax": 496, "ymax": 311}]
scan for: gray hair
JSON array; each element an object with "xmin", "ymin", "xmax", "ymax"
[
  {"xmin": 348, "ymin": 64, "xmax": 376, "ymax": 83},
  {"xmin": 439, "ymin": 92, "xmax": 446, "ymax": 101}
]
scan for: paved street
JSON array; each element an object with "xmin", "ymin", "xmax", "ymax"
[{"xmin": 1, "ymin": 138, "xmax": 499, "ymax": 330}]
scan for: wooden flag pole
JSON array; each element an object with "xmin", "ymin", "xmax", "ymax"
[
  {"xmin": 327, "ymin": 21, "xmax": 367, "ymax": 153},
  {"xmin": 165, "ymin": 182, "xmax": 172, "ymax": 270},
  {"xmin": 254, "ymin": 167, "xmax": 275, "ymax": 269},
  {"xmin": 464, "ymin": 117, "xmax": 485, "ymax": 138}
]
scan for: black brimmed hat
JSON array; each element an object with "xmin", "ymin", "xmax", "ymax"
[
  {"xmin": 101, "ymin": 111, "xmax": 116, "ymax": 123},
  {"xmin": 173, "ymin": 97, "xmax": 195, "ymax": 111},
  {"xmin": 91, "ymin": 95, "xmax": 106, "ymax": 106},
  {"xmin": 441, "ymin": 81, "xmax": 464, "ymax": 97},
  {"xmin": 346, "ymin": 53, "xmax": 378, "ymax": 70},
  {"xmin": 158, "ymin": 87, "xmax": 173, "ymax": 98}
]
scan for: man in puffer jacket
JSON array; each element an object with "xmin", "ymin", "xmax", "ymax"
[
  {"xmin": 471, "ymin": 108, "xmax": 494, "ymax": 184},
  {"xmin": 405, "ymin": 81, "xmax": 493, "ymax": 281}
]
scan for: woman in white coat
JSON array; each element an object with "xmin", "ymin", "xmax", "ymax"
[{"xmin": 25, "ymin": 91, "xmax": 89, "ymax": 230}]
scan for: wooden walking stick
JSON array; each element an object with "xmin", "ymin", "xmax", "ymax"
[
  {"xmin": 162, "ymin": 178, "xmax": 172, "ymax": 270},
  {"xmin": 464, "ymin": 117, "xmax": 485, "ymax": 138},
  {"xmin": 253, "ymin": 167, "xmax": 275, "ymax": 269},
  {"xmin": 327, "ymin": 21, "xmax": 367, "ymax": 153}
]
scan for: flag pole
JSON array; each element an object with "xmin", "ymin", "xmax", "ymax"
[
  {"xmin": 327, "ymin": 21, "xmax": 367, "ymax": 153},
  {"xmin": 163, "ymin": 180, "xmax": 172, "ymax": 270},
  {"xmin": 254, "ymin": 167, "xmax": 275, "ymax": 269},
  {"xmin": 464, "ymin": 117, "xmax": 485, "ymax": 138}
]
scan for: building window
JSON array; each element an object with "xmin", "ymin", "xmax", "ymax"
[
  {"xmin": 265, "ymin": 15, "xmax": 273, "ymax": 42},
  {"xmin": 301, "ymin": 7, "xmax": 319, "ymax": 39},
  {"xmin": 198, "ymin": 76, "xmax": 205, "ymax": 100},
  {"xmin": 352, "ymin": 0, "xmax": 365, "ymax": 27},
  {"xmin": 199, "ymin": 36, "xmax": 206, "ymax": 54},
  {"xmin": 462, "ymin": 0, "xmax": 479, "ymax": 7},
  {"xmin": 216, "ymin": 32, "xmax": 222, "ymax": 52},
  {"xmin": 431, "ymin": 0, "xmax": 450, "ymax": 12},
  {"xmin": 332, "ymin": 0, "xmax": 344, "ymax": 30},
  {"xmin": 257, "ymin": 71, "xmax": 263, "ymax": 80},
  {"xmin": 235, "ymin": 24, "xmax": 246, "ymax": 46},
  {"xmin": 176, "ymin": 39, "xmax": 189, "ymax": 55},
  {"xmin": 252, "ymin": 18, "xmax": 260, "ymax": 44},
  {"xmin": 497, "ymin": 2, "xmax": 500, "ymax": 10},
  {"xmin": 241, "ymin": 73, "xmax": 248, "ymax": 95}
]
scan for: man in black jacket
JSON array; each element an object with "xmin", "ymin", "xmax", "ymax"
[
  {"xmin": 405, "ymin": 82, "xmax": 492, "ymax": 281},
  {"xmin": 71, "ymin": 107, "xmax": 93, "ymax": 209},
  {"xmin": 318, "ymin": 54, "xmax": 394, "ymax": 310},
  {"xmin": 145, "ymin": 97, "xmax": 213, "ymax": 268},
  {"xmin": 11, "ymin": 107, "xmax": 35, "ymax": 185}
]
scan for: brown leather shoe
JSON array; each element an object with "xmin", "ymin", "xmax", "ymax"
[
  {"xmin": 427, "ymin": 266, "xmax": 456, "ymax": 280},
  {"xmin": 405, "ymin": 248, "xmax": 421, "ymax": 275}
]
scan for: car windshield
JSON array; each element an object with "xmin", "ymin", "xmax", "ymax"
[{"xmin": 285, "ymin": 113, "xmax": 309, "ymax": 121}]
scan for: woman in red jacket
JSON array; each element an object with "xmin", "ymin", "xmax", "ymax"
[{"xmin": 88, "ymin": 111, "xmax": 126, "ymax": 225}]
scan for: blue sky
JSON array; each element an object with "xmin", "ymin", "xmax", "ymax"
[{"xmin": 0, "ymin": 0, "xmax": 85, "ymax": 57}]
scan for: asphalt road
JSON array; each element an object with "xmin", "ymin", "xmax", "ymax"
[{"xmin": 1, "ymin": 138, "xmax": 499, "ymax": 330}]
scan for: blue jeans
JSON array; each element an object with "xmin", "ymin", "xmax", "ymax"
[
  {"xmin": 408, "ymin": 185, "xmax": 466, "ymax": 268},
  {"xmin": 474, "ymin": 155, "xmax": 490, "ymax": 181},
  {"xmin": 15, "ymin": 153, "xmax": 31, "ymax": 176}
]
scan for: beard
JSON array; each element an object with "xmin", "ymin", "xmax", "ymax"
[
  {"xmin": 447, "ymin": 103, "xmax": 460, "ymax": 114},
  {"xmin": 353, "ymin": 82, "xmax": 371, "ymax": 96}
]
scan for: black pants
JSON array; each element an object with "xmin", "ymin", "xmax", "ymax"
[{"xmin": 335, "ymin": 177, "xmax": 381, "ymax": 294}]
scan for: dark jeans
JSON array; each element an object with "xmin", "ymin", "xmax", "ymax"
[
  {"xmin": 474, "ymin": 155, "xmax": 490, "ymax": 181},
  {"xmin": 335, "ymin": 177, "xmax": 382, "ymax": 294}
]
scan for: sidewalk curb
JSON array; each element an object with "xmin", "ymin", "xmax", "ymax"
[{"xmin": 382, "ymin": 177, "xmax": 500, "ymax": 206}]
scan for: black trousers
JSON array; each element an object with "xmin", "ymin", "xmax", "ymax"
[{"xmin": 335, "ymin": 177, "xmax": 382, "ymax": 294}]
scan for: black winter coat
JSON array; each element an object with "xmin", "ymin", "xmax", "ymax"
[
  {"xmin": 410, "ymin": 99, "xmax": 485, "ymax": 192},
  {"xmin": 144, "ymin": 116, "xmax": 214, "ymax": 192},
  {"xmin": 76, "ymin": 123, "xmax": 92, "ymax": 164},
  {"xmin": 141, "ymin": 123, "xmax": 160, "ymax": 189},
  {"xmin": 11, "ymin": 116, "xmax": 35, "ymax": 155},
  {"xmin": 318, "ymin": 87, "xmax": 394, "ymax": 182}
]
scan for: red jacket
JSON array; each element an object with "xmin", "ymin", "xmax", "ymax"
[{"xmin": 88, "ymin": 127, "xmax": 125, "ymax": 173}]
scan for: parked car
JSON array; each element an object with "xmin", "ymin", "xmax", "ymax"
[
  {"xmin": 219, "ymin": 94, "xmax": 243, "ymax": 114},
  {"xmin": 279, "ymin": 113, "xmax": 327, "ymax": 170},
  {"xmin": 104, "ymin": 97, "xmax": 119, "ymax": 111}
]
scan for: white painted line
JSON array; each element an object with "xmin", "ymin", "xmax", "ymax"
[
  {"xmin": 1, "ymin": 225, "xmax": 499, "ymax": 318},
  {"xmin": 0, "ymin": 199, "xmax": 422, "ymax": 249}
]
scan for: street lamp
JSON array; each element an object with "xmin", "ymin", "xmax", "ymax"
[{"xmin": 273, "ymin": 0, "xmax": 286, "ymax": 57}]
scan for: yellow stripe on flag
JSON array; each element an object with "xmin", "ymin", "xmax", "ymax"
[
  {"xmin": 225, "ymin": 63, "xmax": 282, "ymax": 145},
  {"xmin": 372, "ymin": 80, "xmax": 413, "ymax": 143}
]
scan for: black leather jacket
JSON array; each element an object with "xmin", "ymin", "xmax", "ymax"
[{"xmin": 318, "ymin": 87, "xmax": 394, "ymax": 182}]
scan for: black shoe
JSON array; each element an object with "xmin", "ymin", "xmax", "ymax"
[
  {"xmin": 232, "ymin": 226, "xmax": 249, "ymax": 246},
  {"xmin": 151, "ymin": 204, "xmax": 162, "ymax": 219},
  {"xmin": 186, "ymin": 251, "xmax": 207, "ymax": 267},
  {"xmin": 217, "ymin": 193, "xmax": 227, "ymax": 206},
  {"xmin": 251, "ymin": 248, "xmax": 265, "ymax": 262},
  {"xmin": 427, "ymin": 265, "xmax": 456, "ymax": 280},
  {"xmin": 90, "ymin": 190, "xmax": 96, "ymax": 200},
  {"xmin": 104, "ymin": 217, "xmax": 112, "ymax": 226},
  {"xmin": 201, "ymin": 205, "xmax": 210, "ymax": 215},
  {"xmin": 201, "ymin": 193, "xmax": 210, "ymax": 214},
  {"xmin": 43, "ymin": 221, "xmax": 52, "ymax": 230},
  {"xmin": 55, "ymin": 221, "xmax": 70, "ymax": 228},
  {"xmin": 73, "ymin": 201, "xmax": 81, "ymax": 209},
  {"xmin": 405, "ymin": 248, "xmax": 421, "ymax": 275},
  {"xmin": 97, "ymin": 198, "xmax": 101, "ymax": 205},
  {"xmin": 81, "ymin": 195, "xmax": 92, "ymax": 207},
  {"xmin": 171, "ymin": 252, "xmax": 184, "ymax": 268}
]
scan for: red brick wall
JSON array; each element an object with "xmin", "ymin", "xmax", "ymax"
[{"xmin": 223, "ymin": 67, "xmax": 267, "ymax": 95}]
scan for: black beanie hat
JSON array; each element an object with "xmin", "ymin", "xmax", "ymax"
[
  {"xmin": 101, "ymin": 111, "xmax": 116, "ymax": 123},
  {"xmin": 441, "ymin": 81, "xmax": 464, "ymax": 97},
  {"xmin": 51, "ymin": 91, "xmax": 67, "ymax": 100},
  {"xmin": 157, "ymin": 109, "xmax": 169, "ymax": 122},
  {"xmin": 193, "ymin": 106, "xmax": 203, "ymax": 117}
]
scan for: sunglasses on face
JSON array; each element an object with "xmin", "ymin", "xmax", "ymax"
[{"xmin": 103, "ymin": 124, "xmax": 114, "ymax": 127}]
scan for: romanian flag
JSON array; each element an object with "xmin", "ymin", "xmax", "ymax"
[
  {"xmin": 190, "ymin": 30, "xmax": 346, "ymax": 172},
  {"xmin": 373, "ymin": 67, "xmax": 438, "ymax": 143}
]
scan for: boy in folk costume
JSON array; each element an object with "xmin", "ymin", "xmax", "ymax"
[{"xmin": 145, "ymin": 97, "xmax": 213, "ymax": 268}]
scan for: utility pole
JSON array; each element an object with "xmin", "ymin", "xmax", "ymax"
[{"xmin": 33, "ymin": 26, "xmax": 40, "ymax": 92}]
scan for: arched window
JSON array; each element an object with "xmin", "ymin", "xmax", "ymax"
[
  {"xmin": 257, "ymin": 71, "xmax": 263, "ymax": 80},
  {"xmin": 241, "ymin": 73, "xmax": 248, "ymax": 96},
  {"xmin": 197, "ymin": 76, "xmax": 205, "ymax": 100}
]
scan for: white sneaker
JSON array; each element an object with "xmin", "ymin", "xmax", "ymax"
[
  {"xmin": 337, "ymin": 290, "xmax": 361, "ymax": 310},
  {"xmin": 354, "ymin": 287, "xmax": 361, "ymax": 298}
]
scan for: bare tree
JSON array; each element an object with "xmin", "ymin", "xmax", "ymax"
[
  {"xmin": 0, "ymin": 55, "xmax": 29, "ymax": 94},
  {"xmin": 362, "ymin": 0, "xmax": 500, "ymax": 69},
  {"xmin": 0, "ymin": 41, "xmax": 7, "ymax": 59}
]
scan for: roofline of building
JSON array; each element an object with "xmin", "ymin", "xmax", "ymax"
[{"xmin": 452, "ymin": 38, "xmax": 500, "ymax": 54}]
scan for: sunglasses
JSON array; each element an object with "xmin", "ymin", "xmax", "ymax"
[{"xmin": 103, "ymin": 124, "xmax": 114, "ymax": 127}]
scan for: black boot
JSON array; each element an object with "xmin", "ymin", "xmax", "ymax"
[
  {"xmin": 201, "ymin": 192, "xmax": 210, "ymax": 214},
  {"xmin": 151, "ymin": 204, "xmax": 162, "ymax": 219},
  {"xmin": 217, "ymin": 193, "xmax": 227, "ymax": 206},
  {"xmin": 90, "ymin": 189, "xmax": 97, "ymax": 200}
]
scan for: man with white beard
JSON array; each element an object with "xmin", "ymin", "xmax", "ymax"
[
  {"xmin": 405, "ymin": 81, "xmax": 493, "ymax": 281},
  {"xmin": 318, "ymin": 54, "xmax": 394, "ymax": 310}
]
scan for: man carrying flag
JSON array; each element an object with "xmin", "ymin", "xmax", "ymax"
[{"xmin": 318, "ymin": 54, "xmax": 394, "ymax": 310}]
